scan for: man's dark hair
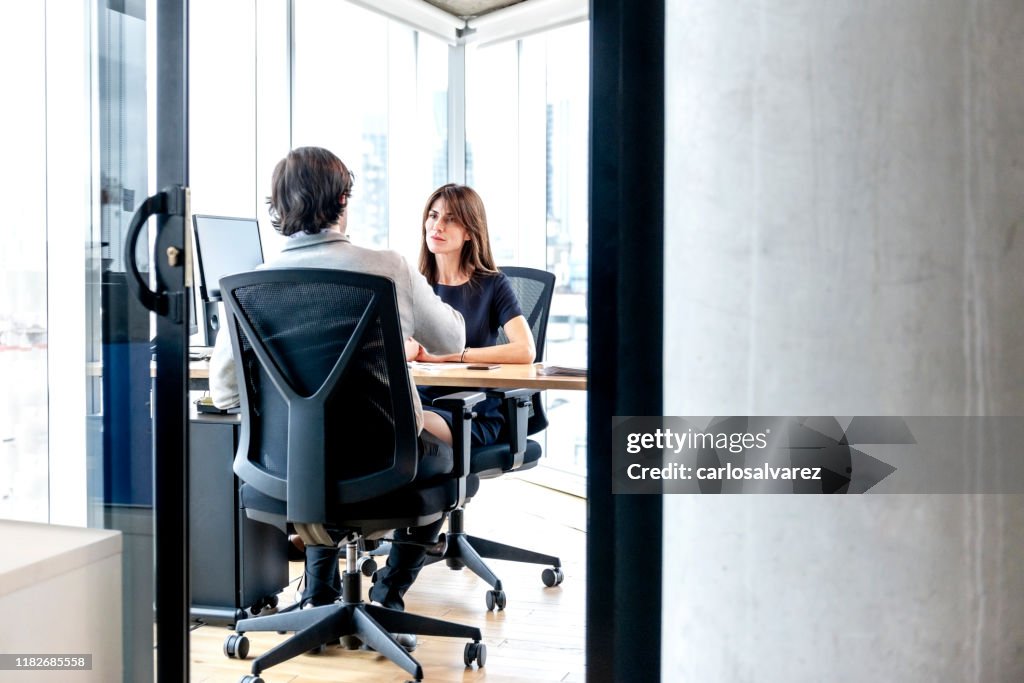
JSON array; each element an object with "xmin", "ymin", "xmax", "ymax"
[{"xmin": 267, "ymin": 146, "xmax": 354, "ymax": 236}]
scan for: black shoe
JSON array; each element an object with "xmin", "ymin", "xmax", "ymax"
[{"xmin": 301, "ymin": 544, "xmax": 341, "ymax": 607}]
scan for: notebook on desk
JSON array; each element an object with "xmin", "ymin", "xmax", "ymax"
[
  {"xmin": 537, "ymin": 365, "xmax": 587, "ymax": 377},
  {"xmin": 195, "ymin": 396, "xmax": 238, "ymax": 414}
]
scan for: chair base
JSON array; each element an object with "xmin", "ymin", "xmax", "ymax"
[
  {"xmin": 425, "ymin": 508, "xmax": 562, "ymax": 610},
  {"xmin": 235, "ymin": 601, "xmax": 481, "ymax": 680},
  {"xmin": 232, "ymin": 542, "xmax": 482, "ymax": 681}
]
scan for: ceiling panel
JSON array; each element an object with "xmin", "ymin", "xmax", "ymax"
[{"xmin": 422, "ymin": 0, "xmax": 527, "ymax": 19}]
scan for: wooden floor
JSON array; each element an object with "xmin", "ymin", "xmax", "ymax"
[{"xmin": 190, "ymin": 477, "xmax": 586, "ymax": 683}]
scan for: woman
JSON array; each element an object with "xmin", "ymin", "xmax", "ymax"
[
  {"xmin": 411, "ymin": 183, "xmax": 536, "ymax": 447},
  {"xmin": 368, "ymin": 184, "xmax": 537, "ymax": 616}
]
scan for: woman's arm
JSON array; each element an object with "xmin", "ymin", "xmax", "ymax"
[{"xmin": 415, "ymin": 314, "xmax": 536, "ymax": 364}]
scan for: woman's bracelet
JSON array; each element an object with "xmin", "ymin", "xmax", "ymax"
[{"xmin": 460, "ymin": 347, "xmax": 469, "ymax": 362}]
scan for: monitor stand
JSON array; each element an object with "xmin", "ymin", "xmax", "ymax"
[{"xmin": 204, "ymin": 300, "xmax": 222, "ymax": 347}]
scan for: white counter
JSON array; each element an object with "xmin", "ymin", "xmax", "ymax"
[{"xmin": 0, "ymin": 520, "xmax": 122, "ymax": 682}]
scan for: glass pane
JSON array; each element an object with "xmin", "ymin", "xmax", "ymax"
[
  {"xmin": 466, "ymin": 24, "xmax": 590, "ymax": 485},
  {"xmin": 388, "ymin": 28, "xmax": 450, "ymax": 263},
  {"xmin": 3, "ymin": 1, "xmax": 187, "ymax": 679},
  {"xmin": 465, "ymin": 41, "xmax": 519, "ymax": 264},
  {"xmin": 93, "ymin": 3, "xmax": 157, "ymax": 680},
  {"xmin": 293, "ymin": 0, "xmax": 390, "ymax": 248},
  {"xmin": 189, "ymin": 1, "xmax": 256, "ymax": 219},
  {"xmin": 292, "ymin": 1, "xmax": 449, "ymax": 259},
  {"xmin": 538, "ymin": 22, "xmax": 590, "ymax": 479},
  {"xmin": 0, "ymin": 2, "xmax": 48, "ymax": 523}
]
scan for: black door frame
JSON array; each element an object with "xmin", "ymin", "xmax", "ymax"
[
  {"xmin": 587, "ymin": 1, "xmax": 665, "ymax": 681},
  {"xmin": 153, "ymin": 0, "xmax": 191, "ymax": 679}
]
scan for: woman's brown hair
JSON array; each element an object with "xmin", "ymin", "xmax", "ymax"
[{"xmin": 418, "ymin": 184, "xmax": 498, "ymax": 285}]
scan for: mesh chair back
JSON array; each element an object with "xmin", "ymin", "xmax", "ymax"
[
  {"xmin": 221, "ymin": 268, "xmax": 419, "ymax": 525},
  {"xmin": 496, "ymin": 267, "xmax": 556, "ymax": 435},
  {"xmin": 496, "ymin": 267, "xmax": 555, "ymax": 360}
]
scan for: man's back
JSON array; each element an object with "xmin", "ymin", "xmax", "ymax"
[
  {"xmin": 209, "ymin": 229, "xmax": 465, "ymax": 415},
  {"xmin": 265, "ymin": 230, "xmax": 464, "ymax": 355}
]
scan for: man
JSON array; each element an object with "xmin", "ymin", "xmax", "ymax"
[{"xmin": 209, "ymin": 146, "xmax": 465, "ymax": 647}]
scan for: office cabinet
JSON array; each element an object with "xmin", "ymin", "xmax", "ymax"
[{"xmin": 189, "ymin": 416, "xmax": 288, "ymax": 625}]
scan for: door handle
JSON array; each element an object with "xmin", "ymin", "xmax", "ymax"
[{"xmin": 123, "ymin": 185, "xmax": 187, "ymax": 317}]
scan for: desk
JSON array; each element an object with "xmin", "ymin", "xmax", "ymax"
[
  {"xmin": 409, "ymin": 364, "xmax": 587, "ymax": 498},
  {"xmin": 186, "ymin": 360, "xmax": 587, "ymax": 392},
  {"xmin": 408, "ymin": 363, "xmax": 587, "ymax": 391}
]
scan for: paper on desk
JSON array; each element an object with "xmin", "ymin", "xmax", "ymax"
[
  {"xmin": 408, "ymin": 362, "xmax": 472, "ymax": 372},
  {"xmin": 537, "ymin": 365, "xmax": 587, "ymax": 377}
]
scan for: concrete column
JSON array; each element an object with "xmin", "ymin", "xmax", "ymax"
[{"xmin": 662, "ymin": 1, "xmax": 1024, "ymax": 681}]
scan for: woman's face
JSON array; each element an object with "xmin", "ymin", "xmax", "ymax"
[{"xmin": 424, "ymin": 198, "xmax": 469, "ymax": 258}]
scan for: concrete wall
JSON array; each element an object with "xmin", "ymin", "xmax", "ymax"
[{"xmin": 662, "ymin": 1, "xmax": 1024, "ymax": 680}]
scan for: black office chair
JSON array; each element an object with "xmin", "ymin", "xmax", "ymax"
[
  {"xmin": 422, "ymin": 267, "xmax": 564, "ymax": 611},
  {"xmin": 218, "ymin": 268, "xmax": 487, "ymax": 683}
]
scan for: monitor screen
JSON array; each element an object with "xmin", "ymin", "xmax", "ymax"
[{"xmin": 192, "ymin": 215, "xmax": 264, "ymax": 302}]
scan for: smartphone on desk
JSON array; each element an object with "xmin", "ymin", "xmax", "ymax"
[{"xmin": 466, "ymin": 364, "xmax": 501, "ymax": 370}]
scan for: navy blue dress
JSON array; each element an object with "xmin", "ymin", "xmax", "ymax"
[{"xmin": 420, "ymin": 272, "xmax": 523, "ymax": 446}]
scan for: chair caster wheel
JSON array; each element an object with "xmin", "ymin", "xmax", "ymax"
[
  {"xmin": 464, "ymin": 641, "xmax": 487, "ymax": 668},
  {"xmin": 356, "ymin": 555, "xmax": 377, "ymax": 577},
  {"xmin": 485, "ymin": 589, "xmax": 506, "ymax": 611},
  {"xmin": 542, "ymin": 567, "xmax": 564, "ymax": 587},
  {"xmin": 239, "ymin": 675, "xmax": 264, "ymax": 683},
  {"xmin": 223, "ymin": 634, "xmax": 249, "ymax": 659}
]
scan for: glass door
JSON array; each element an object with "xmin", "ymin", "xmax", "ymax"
[
  {"xmin": 90, "ymin": 0, "xmax": 191, "ymax": 680},
  {"xmin": 0, "ymin": 1, "xmax": 189, "ymax": 680}
]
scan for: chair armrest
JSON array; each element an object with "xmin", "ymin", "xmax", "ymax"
[
  {"xmin": 486, "ymin": 388, "xmax": 534, "ymax": 469},
  {"xmin": 432, "ymin": 391, "xmax": 486, "ymax": 508}
]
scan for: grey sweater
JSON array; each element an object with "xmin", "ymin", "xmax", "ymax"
[{"xmin": 209, "ymin": 229, "xmax": 465, "ymax": 431}]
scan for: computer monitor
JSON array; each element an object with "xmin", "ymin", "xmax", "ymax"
[{"xmin": 192, "ymin": 214, "xmax": 264, "ymax": 344}]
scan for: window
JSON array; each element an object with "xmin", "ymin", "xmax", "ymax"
[
  {"xmin": 466, "ymin": 22, "xmax": 590, "ymax": 487},
  {"xmin": 0, "ymin": 3, "xmax": 48, "ymax": 522},
  {"xmin": 292, "ymin": 0, "xmax": 449, "ymax": 261}
]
